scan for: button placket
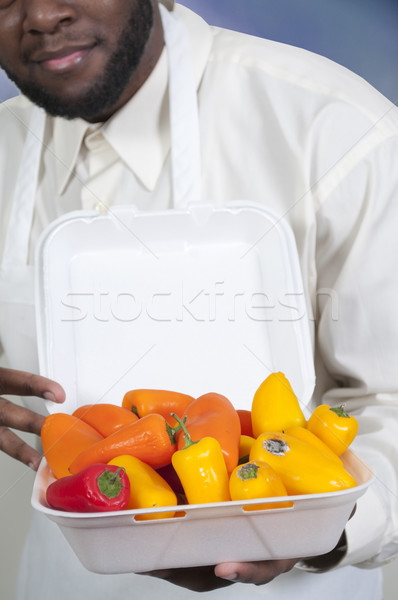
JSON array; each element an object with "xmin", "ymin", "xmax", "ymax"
[{"xmin": 81, "ymin": 129, "xmax": 119, "ymax": 211}]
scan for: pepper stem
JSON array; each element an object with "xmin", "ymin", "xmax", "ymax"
[
  {"xmin": 330, "ymin": 405, "xmax": 350, "ymax": 418},
  {"xmin": 97, "ymin": 467, "xmax": 125, "ymax": 499},
  {"xmin": 131, "ymin": 405, "xmax": 139, "ymax": 418},
  {"xmin": 170, "ymin": 413, "xmax": 197, "ymax": 450},
  {"xmin": 165, "ymin": 416, "xmax": 187, "ymax": 445},
  {"xmin": 237, "ymin": 462, "xmax": 260, "ymax": 481},
  {"xmin": 264, "ymin": 438, "xmax": 290, "ymax": 456}
]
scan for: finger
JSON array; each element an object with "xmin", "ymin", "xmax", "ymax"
[
  {"xmin": 215, "ymin": 558, "xmax": 298, "ymax": 585},
  {"xmin": 0, "ymin": 367, "xmax": 65, "ymax": 403},
  {"xmin": 0, "ymin": 396, "xmax": 45, "ymax": 435},
  {"xmin": 144, "ymin": 566, "xmax": 233, "ymax": 592},
  {"xmin": 0, "ymin": 426, "xmax": 43, "ymax": 470}
]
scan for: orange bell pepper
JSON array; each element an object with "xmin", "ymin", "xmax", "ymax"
[
  {"xmin": 41, "ymin": 413, "xmax": 103, "ymax": 479},
  {"xmin": 176, "ymin": 392, "xmax": 241, "ymax": 474},
  {"xmin": 73, "ymin": 403, "xmax": 139, "ymax": 437},
  {"xmin": 69, "ymin": 413, "xmax": 180, "ymax": 474},
  {"xmin": 122, "ymin": 389, "xmax": 194, "ymax": 426}
]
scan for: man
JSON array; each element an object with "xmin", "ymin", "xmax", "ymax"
[{"xmin": 0, "ymin": 1, "xmax": 397, "ymax": 599}]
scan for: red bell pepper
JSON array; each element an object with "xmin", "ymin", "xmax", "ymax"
[{"xmin": 46, "ymin": 463, "xmax": 130, "ymax": 512}]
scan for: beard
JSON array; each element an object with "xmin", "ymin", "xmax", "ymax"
[{"xmin": 4, "ymin": 0, "xmax": 154, "ymax": 121}]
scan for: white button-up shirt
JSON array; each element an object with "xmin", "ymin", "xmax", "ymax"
[{"xmin": 1, "ymin": 4, "xmax": 398, "ymax": 599}]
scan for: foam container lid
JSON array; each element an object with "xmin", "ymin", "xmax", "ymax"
[
  {"xmin": 32, "ymin": 202, "xmax": 372, "ymax": 574},
  {"xmin": 35, "ymin": 202, "xmax": 315, "ymax": 413}
]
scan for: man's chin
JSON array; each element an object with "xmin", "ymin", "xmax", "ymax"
[
  {"xmin": 3, "ymin": 0, "xmax": 154, "ymax": 120},
  {"xmin": 15, "ymin": 81, "xmax": 117, "ymax": 120}
]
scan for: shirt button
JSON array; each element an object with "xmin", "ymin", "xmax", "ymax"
[{"xmin": 94, "ymin": 201, "xmax": 108, "ymax": 214}]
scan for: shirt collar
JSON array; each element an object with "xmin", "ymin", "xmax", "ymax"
[{"xmin": 53, "ymin": 5, "xmax": 212, "ymax": 195}]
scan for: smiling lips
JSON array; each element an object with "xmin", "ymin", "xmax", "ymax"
[{"xmin": 35, "ymin": 46, "xmax": 93, "ymax": 73}]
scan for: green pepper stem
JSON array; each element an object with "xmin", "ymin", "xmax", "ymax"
[
  {"xmin": 165, "ymin": 416, "xmax": 187, "ymax": 445},
  {"xmin": 330, "ymin": 405, "xmax": 350, "ymax": 418},
  {"xmin": 237, "ymin": 462, "xmax": 260, "ymax": 481},
  {"xmin": 97, "ymin": 467, "xmax": 125, "ymax": 499},
  {"xmin": 170, "ymin": 413, "xmax": 197, "ymax": 450}
]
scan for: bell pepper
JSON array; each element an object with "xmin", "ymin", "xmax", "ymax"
[
  {"xmin": 176, "ymin": 392, "xmax": 241, "ymax": 474},
  {"xmin": 249, "ymin": 431, "xmax": 357, "ymax": 495},
  {"xmin": 229, "ymin": 460, "xmax": 292, "ymax": 510},
  {"xmin": 46, "ymin": 463, "xmax": 130, "ymax": 512},
  {"xmin": 237, "ymin": 409, "xmax": 253, "ymax": 437},
  {"xmin": 251, "ymin": 372, "xmax": 306, "ymax": 438},
  {"xmin": 41, "ymin": 413, "xmax": 104, "ymax": 479},
  {"xmin": 122, "ymin": 389, "xmax": 194, "ymax": 426},
  {"xmin": 284, "ymin": 426, "xmax": 343, "ymax": 465},
  {"xmin": 239, "ymin": 434, "xmax": 256, "ymax": 460},
  {"xmin": 171, "ymin": 414, "xmax": 231, "ymax": 504},
  {"xmin": 69, "ymin": 413, "xmax": 180, "ymax": 475},
  {"xmin": 108, "ymin": 455, "xmax": 177, "ymax": 520},
  {"xmin": 73, "ymin": 403, "xmax": 139, "ymax": 437},
  {"xmin": 306, "ymin": 404, "xmax": 359, "ymax": 456},
  {"xmin": 156, "ymin": 462, "xmax": 185, "ymax": 495}
]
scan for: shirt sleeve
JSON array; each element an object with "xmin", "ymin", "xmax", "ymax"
[{"xmin": 313, "ymin": 133, "xmax": 398, "ymax": 568}]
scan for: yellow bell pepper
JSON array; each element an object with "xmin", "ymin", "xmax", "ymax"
[
  {"xmin": 108, "ymin": 455, "xmax": 177, "ymax": 520},
  {"xmin": 239, "ymin": 434, "xmax": 256, "ymax": 460},
  {"xmin": 284, "ymin": 426, "xmax": 343, "ymax": 465},
  {"xmin": 249, "ymin": 432, "xmax": 357, "ymax": 495},
  {"xmin": 229, "ymin": 460, "xmax": 292, "ymax": 510},
  {"xmin": 251, "ymin": 372, "xmax": 306, "ymax": 438},
  {"xmin": 306, "ymin": 404, "xmax": 359, "ymax": 456},
  {"xmin": 171, "ymin": 413, "xmax": 231, "ymax": 504}
]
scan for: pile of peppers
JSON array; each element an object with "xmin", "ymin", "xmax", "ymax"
[{"xmin": 42, "ymin": 374, "xmax": 359, "ymax": 515}]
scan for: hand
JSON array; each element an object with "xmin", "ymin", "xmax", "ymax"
[
  {"xmin": 0, "ymin": 367, "xmax": 65, "ymax": 470},
  {"xmin": 215, "ymin": 558, "xmax": 299, "ymax": 585},
  {"xmin": 145, "ymin": 558, "xmax": 299, "ymax": 591}
]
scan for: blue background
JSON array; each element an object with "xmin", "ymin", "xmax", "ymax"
[{"xmin": 181, "ymin": 0, "xmax": 398, "ymax": 102}]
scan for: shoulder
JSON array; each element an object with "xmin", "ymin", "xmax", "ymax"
[
  {"xmin": 198, "ymin": 22, "xmax": 398, "ymax": 211},
  {"xmin": 206, "ymin": 25, "xmax": 398, "ymax": 135},
  {"xmin": 0, "ymin": 93, "xmax": 34, "ymax": 118},
  {"xmin": 0, "ymin": 95, "xmax": 36, "ymax": 146}
]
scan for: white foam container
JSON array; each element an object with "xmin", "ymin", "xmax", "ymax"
[
  {"xmin": 32, "ymin": 451, "xmax": 372, "ymax": 574},
  {"xmin": 32, "ymin": 202, "xmax": 373, "ymax": 573}
]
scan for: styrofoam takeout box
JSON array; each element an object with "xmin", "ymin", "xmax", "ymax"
[
  {"xmin": 32, "ymin": 451, "xmax": 372, "ymax": 574},
  {"xmin": 32, "ymin": 203, "xmax": 373, "ymax": 573}
]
